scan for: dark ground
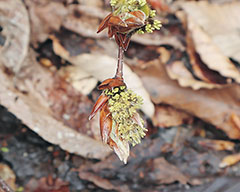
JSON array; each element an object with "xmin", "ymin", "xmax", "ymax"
[{"xmin": 1, "ymin": 105, "xmax": 240, "ymax": 192}]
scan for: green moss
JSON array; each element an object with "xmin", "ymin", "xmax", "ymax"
[{"xmin": 1, "ymin": 147, "xmax": 9, "ymax": 153}]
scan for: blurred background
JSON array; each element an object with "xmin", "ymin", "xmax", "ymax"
[{"xmin": 0, "ymin": 0, "xmax": 240, "ymax": 191}]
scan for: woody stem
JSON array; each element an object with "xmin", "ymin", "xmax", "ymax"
[{"xmin": 115, "ymin": 46, "xmax": 124, "ymax": 80}]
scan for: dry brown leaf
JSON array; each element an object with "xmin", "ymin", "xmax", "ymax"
[
  {"xmin": 219, "ymin": 153, "xmax": 240, "ymax": 168},
  {"xmin": 77, "ymin": 0, "xmax": 103, "ymax": 8},
  {"xmin": 181, "ymin": 2, "xmax": 240, "ymax": 83},
  {"xmin": 25, "ymin": 0, "xmax": 67, "ymax": 46},
  {"xmin": 62, "ymin": 5, "xmax": 108, "ymax": 39},
  {"xmin": 0, "ymin": 0, "xmax": 30, "ymax": 73},
  {"xmin": 25, "ymin": 176, "xmax": 69, "ymax": 192},
  {"xmin": 230, "ymin": 114, "xmax": 240, "ymax": 131},
  {"xmin": 165, "ymin": 61, "xmax": 223, "ymax": 90},
  {"xmin": 198, "ymin": 139, "xmax": 235, "ymax": 151},
  {"xmin": 0, "ymin": 51, "xmax": 111, "ymax": 160},
  {"xmin": 159, "ymin": 43, "xmax": 227, "ymax": 90},
  {"xmin": 132, "ymin": 32, "xmax": 185, "ymax": 50},
  {"xmin": 149, "ymin": 157, "xmax": 189, "ymax": 184},
  {"xmin": 58, "ymin": 66, "xmax": 98, "ymax": 95},
  {"xmin": 182, "ymin": 1, "xmax": 240, "ymax": 63},
  {"xmin": 0, "ymin": 164, "xmax": 16, "ymax": 191},
  {"xmin": 51, "ymin": 36, "xmax": 155, "ymax": 118},
  {"xmin": 79, "ymin": 172, "xmax": 116, "ymax": 191},
  {"xmin": 133, "ymin": 59, "xmax": 240, "ymax": 139},
  {"xmin": 47, "ymin": 76, "xmax": 99, "ymax": 139},
  {"xmin": 152, "ymin": 104, "xmax": 193, "ymax": 127},
  {"xmin": 78, "ymin": 171, "xmax": 130, "ymax": 192},
  {"xmin": 185, "ymin": 26, "xmax": 231, "ymax": 85}
]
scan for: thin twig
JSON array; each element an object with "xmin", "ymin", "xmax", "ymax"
[
  {"xmin": 0, "ymin": 177, "xmax": 14, "ymax": 192},
  {"xmin": 115, "ymin": 46, "xmax": 124, "ymax": 80}
]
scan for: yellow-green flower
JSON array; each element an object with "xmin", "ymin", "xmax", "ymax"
[{"xmin": 105, "ymin": 86, "xmax": 147, "ymax": 146}]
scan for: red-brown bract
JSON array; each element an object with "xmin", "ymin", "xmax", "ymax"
[{"xmin": 97, "ymin": 11, "xmax": 146, "ymax": 51}]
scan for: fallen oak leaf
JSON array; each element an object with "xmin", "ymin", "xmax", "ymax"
[
  {"xmin": 62, "ymin": 5, "xmax": 107, "ymax": 39},
  {"xmin": 181, "ymin": 2, "xmax": 240, "ymax": 83},
  {"xmin": 78, "ymin": 171, "xmax": 130, "ymax": 192},
  {"xmin": 25, "ymin": 0, "xmax": 67, "ymax": 47},
  {"xmin": 230, "ymin": 113, "xmax": 240, "ymax": 132},
  {"xmin": 58, "ymin": 66, "xmax": 98, "ymax": 95},
  {"xmin": 0, "ymin": 163, "xmax": 16, "ymax": 191},
  {"xmin": 149, "ymin": 157, "xmax": 189, "ymax": 185},
  {"xmin": 185, "ymin": 24, "xmax": 231, "ymax": 85},
  {"xmin": 219, "ymin": 153, "xmax": 240, "ymax": 168},
  {"xmin": 0, "ymin": 51, "xmax": 111, "ymax": 160},
  {"xmin": 79, "ymin": 172, "xmax": 116, "ymax": 191},
  {"xmin": 198, "ymin": 139, "xmax": 235, "ymax": 151},
  {"xmin": 165, "ymin": 60, "xmax": 223, "ymax": 90},
  {"xmin": 152, "ymin": 104, "xmax": 193, "ymax": 127},
  {"xmin": 181, "ymin": 1, "xmax": 240, "ymax": 63},
  {"xmin": 133, "ymin": 59, "xmax": 240, "ymax": 139},
  {"xmin": 0, "ymin": 0, "xmax": 30, "ymax": 74},
  {"xmin": 25, "ymin": 176, "xmax": 69, "ymax": 192},
  {"xmin": 159, "ymin": 42, "xmax": 227, "ymax": 90}
]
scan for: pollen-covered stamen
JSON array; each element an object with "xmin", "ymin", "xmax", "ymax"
[{"xmin": 105, "ymin": 85, "xmax": 147, "ymax": 146}]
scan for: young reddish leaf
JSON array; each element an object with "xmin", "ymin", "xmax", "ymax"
[
  {"xmin": 100, "ymin": 103, "xmax": 112, "ymax": 144},
  {"xmin": 98, "ymin": 78, "xmax": 125, "ymax": 90},
  {"xmin": 109, "ymin": 16, "xmax": 127, "ymax": 28},
  {"xmin": 97, "ymin": 13, "xmax": 112, "ymax": 34},
  {"xmin": 89, "ymin": 94, "xmax": 108, "ymax": 120}
]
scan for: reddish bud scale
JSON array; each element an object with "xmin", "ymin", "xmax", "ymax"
[
  {"xmin": 89, "ymin": 78, "xmax": 125, "ymax": 144},
  {"xmin": 100, "ymin": 103, "xmax": 112, "ymax": 144},
  {"xmin": 98, "ymin": 78, "xmax": 126, "ymax": 90},
  {"xmin": 97, "ymin": 11, "xmax": 146, "ymax": 51}
]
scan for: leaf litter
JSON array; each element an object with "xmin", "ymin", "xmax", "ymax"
[{"xmin": 0, "ymin": 0, "xmax": 240, "ymax": 191}]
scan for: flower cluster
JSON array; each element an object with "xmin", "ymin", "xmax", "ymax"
[
  {"xmin": 89, "ymin": 78, "xmax": 147, "ymax": 163},
  {"xmin": 97, "ymin": 0, "xmax": 161, "ymax": 50}
]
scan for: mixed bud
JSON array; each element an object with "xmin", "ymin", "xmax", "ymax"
[
  {"xmin": 90, "ymin": 0, "xmax": 161, "ymax": 163},
  {"xmin": 89, "ymin": 78, "xmax": 147, "ymax": 163},
  {"xmin": 97, "ymin": 0, "xmax": 162, "ymax": 50}
]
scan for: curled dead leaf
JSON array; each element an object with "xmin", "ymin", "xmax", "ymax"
[
  {"xmin": 63, "ymin": 5, "xmax": 106, "ymax": 39},
  {"xmin": 0, "ymin": 51, "xmax": 111, "ymax": 160},
  {"xmin": 150, "ymin": 157, "xmax": 189, "ymax": 184},
  {"xmin": 25, "ymin": 0, "xmax": 67, "ymax": 46},
  {"xmin": 165, "ymin": 60, "xmax": 223, "ymax": 90},
  {"xmin": 181, "ymin": 2, "xmax": 240, "ymax": 83},
  {"xmin": 0, "ymin": 163, "xmax": 16, "ymax": 191},
  {"xmin": 219, "ymin": 153, "xmax": 240, "ymax": 168},
  {"xmin": 79, "ymin": 172, "xmax": 116, "ymax": 191},
  {"xmin": 58, "ymin": 66, "xmax": 98, "ymax": 95},
  {"xmin": 0, "ymin": 0, "xmax": 30, "ymax": 73},
  {"xmin": 185, "ymin": 24, "xmax": 230, "ymax": 86},
  {"xmin": 198, "ymin": 139, "xmax": 235, "ymax": 151},
  {"xmin": 133, "ymin": 59, "xmax": 240, "ymax": 139},
  {"xmin": 153, "ymin": 104, "xmax": 193, "ymax": 127}
]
